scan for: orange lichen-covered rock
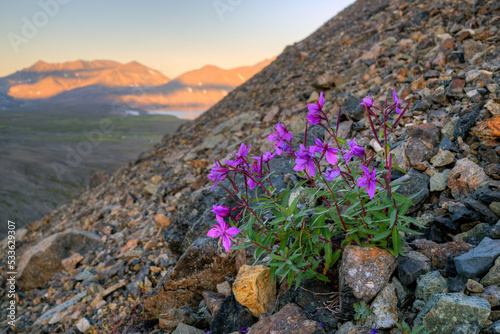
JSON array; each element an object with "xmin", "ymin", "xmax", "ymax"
[{"xmin": 232, "ymin": 265, "xmax": 276, "ymax": 317}]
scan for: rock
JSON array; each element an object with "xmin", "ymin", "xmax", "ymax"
[
  {"xmin": 411, "ymin": 76, "xmax": 426, "ymax": 92},
  {"xmin": 89, "ymin": 170, "xmax": 108, "ymax": 188},
  {"xmin": 404, "ymin": 137, "xmax": 435, "ymax": 169},
  {"xmin": 76, "ymin": 318, "xmax": 92, "ymax": 333},
  {"xmin": 217, "ymin": 281, "xmax": 231, "ymax": 296},
  {"xmin": 454, "ymin": 237, "xmax": 500, "ymax": 278},
  {"xmin": 262, "ymin": 106, "xmax": 280, "ymax": 123},
  {"xmin": 466, "ymin": 279, "xmax": 484, "ymax": 293},
  {"xmin": 453, "ymin": 223, "xmax": 492, "ymax": 246},
  {"xmin": 343, "ymin": 94, "xmax": 366, "ymax": 121},
  {"xmin": 441, "ymin": 118, "xmax": 458, "ymax": 137},
  {"xmin": 154, "ymin": 213, "xmax": 172, "ymax": 229},
  {"xmin": 200, "ymin": 134, "xmax": 225, "ymax": 150},
  {"xmin": 143, "ymin": 183, "xmax": 158, "ymax": 196},
  {"xmin": 172, "ymin": 323, "xmax": 205, "ymax": 334},
  {"xmin": 394, "ymin": 169, "xmax": 429, "ymax": 213},
  {"xmin": 232, "ymin": 265, "xmax": 276, "ymax": 317},
  {"xmin": 481, "ymin": 257, "xmax": 500, "ymax": 287},
  {"xmin": 339, "ymin": 246, "xmax": 397, "ymax": 314},
  {"xmin": 485, "ymin": 100, "xmax": 500, "ymax": 117},
  {"xmin": 392, "ymin": 277, "xmax": 413, "ymax": 308},
  {"xmin": 202, "ymin": 291, "xmax": 226, "ymax": 317},
  {"xmin": 307, "ymin": 91, "xmax": 319, "ymax": 103},
  {"xmin": 142, "ymin": 237, "xmax": 236, "ymax": 326},
  {"xmin": 414, "ymin": 293, "xmax": 491, "ymax": 334},
  {"xmin": 430, "ymin": 150, "xmax": 455, "ymax": 167},
  {"xmin": 312, "ymin": 71, "xmax": 335, "ymax": 90},
  {"xmin": 483, "ymin": 320, "xmax": 500, "ymax": 334},
  {"xmin": 210, "ymin": 294, "xmax": 256, "ymax": 334},
  {"xmin": 34, "ymin": 291, "xmax": 86, "ymax": 325},
  {"xmin": 448, "ymin": 158, "xmax": 489, "ymax": 199},
  {"xmin": 247, "ymin": 304, "xmax": 325, "ymax": 334},
  {"xmin": 473, "ymin": 285, "xmax": 500, "ymax": 307},
  {"xmin": 368, "ymin": 283, "xmax": 399, "ymax": 329},
  {"xmin": 159, "ymin": 307, "xmax": 206, "ymax": 331},
  {"xmin": 415, "ymin": 271, "xmax": 448, "ymax": 302},
  {"xmin": 17, "ymin": 230, "xmax": 103, "ymax": 289},
  {"xmin": 413, "ymin": 239, "xmax": 473, "ymax": 269},
  {"xmin": 487, "ymin": 166, "xmax": 500, "ymax": 181},
  {"xmin": 61, "ymin": 253, "xmax": 84, "ymax": 275},
  {"xmin": 398, "ymin": 251, "xmax": 431, "ymax": 285},
  {"xmin": 430, "ymin": 170, "xmax": 450, "ymax": 192}
]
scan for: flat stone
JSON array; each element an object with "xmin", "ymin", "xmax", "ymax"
[
  {"xmin": 339, "ymin": 246, "xmax": 397, "ymax": 314},
  {"xmin": 413, "ymin": 239, "xmax": 473, "ymax": 269},
  {"xmin": 202, "ymin": 291, "xmax": 225, "ymax": 317},
  {"xmin": 17, "ymin": 230, "xmax": 103, "ymax": 289},
  {"xmin": 466, "ymin": 279, "xmax": 484, "ymax": 293},
  {"xmin": 485, "ymin": 100, "xmax": 500, "ymax": 116},
  {"xmin": 369, "ymin": 283, "xmax": 399, "ymax": 329},
  {"xmin": 342, "ymin": 94, "xmax": 366, "ymax": 121},
  {"xmin": 430, "ymin": 170, "xmax": 450, "ymax": 192},
  {"xmin": 431, "ymin": 150, "xmax": 455, "ymax": 167},
  {"xmin": 76, "ymin": 318, "xmax": 92, "ymax": 333},
  {"xmin": 172, "ymin": 323, "xmax": 204, "ymax": 334},
  {"xmin": 232, "ymin": 265, "xmax": 276, "ymax": 317},
  {"xmin": 414, "ymin": 293, "xmax": 491, "ymax": 334},
  {"xmin": 481, "ymin": 256, "xmax": 500, "ymax": 287},
  {"xmin": 454, "ymin": 237, "xmax": 500, "ymax": 278},
  {"xmin": 247, "ymin": 304, "xmax": 325, "ymax": 334},
  {"xmin": 34, "ymin": 291, "xmax": 86, "ymax": 325},
  {"xmin": 398, "ymin": 251, "xmax": 431, "ymax": 285},
  {"xmin": 415, "ymin": 271, "xmax": 448, "ymax": 302},
  {"xmin": 448, "ymin": 158, "xmax": 489, "ymax": 199},
  {"xmin": 472, "ymin": 285, "xmax": 500, "ymax": 308}
]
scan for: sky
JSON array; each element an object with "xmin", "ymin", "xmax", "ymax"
[{"xmin": 0, "ymin": 0, "xmax": 355, "ymax": 78}]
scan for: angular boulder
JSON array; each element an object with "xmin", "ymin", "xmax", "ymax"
[
  {"xmin": 414, "ymin": 293, "xmax": 491, "ymax": 334},
  {"xmin": 17, "ymin": 230, "xmax": 103, "ymax": 289},
  {"xmin": 232, "ymin": 265, "xmax": 276, "ymax": 317},
  {"xmin": 248, "ymin": 304, "xmax": 324, "ymax": 334},
  {"xmin": 339, "ymin": 246, "xmax": 397, "ymax": 314},
  {"xmin": 454, "ymin": 237, "xmax": 500, "ymax": 278}
]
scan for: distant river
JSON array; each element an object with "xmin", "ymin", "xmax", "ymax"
[{"xmin": 147, "ymin": 110, "xmax": 206, "ymax": 120}]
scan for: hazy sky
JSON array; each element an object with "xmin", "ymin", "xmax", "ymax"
[{"xmin": 0, "ymin": 0, "xmax": 355, "ymax": 78}]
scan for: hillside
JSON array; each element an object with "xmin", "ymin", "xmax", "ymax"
[{"xmin": 2, "ymin": 0, "xmax": 500, "ymax": 332}]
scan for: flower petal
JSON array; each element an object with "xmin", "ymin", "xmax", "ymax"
[
  {"xmin": 222, "ymin": 234, "xmax": 232, "ymax": 252},
  {"xmin": 207, "ymin": 227, "xmax": 221, "ymax": 238},
  {"xmin": 318, "ymin": 92, "xmax": 325, "ymax": 108},
  {"xmin": 226, "ymin": 226, "xmax": 241, "ymax": 236}
]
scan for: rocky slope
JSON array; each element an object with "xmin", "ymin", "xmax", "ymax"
[{"xmin": 2, "ymin": 0, "xmax": 500, "ymax": 333}]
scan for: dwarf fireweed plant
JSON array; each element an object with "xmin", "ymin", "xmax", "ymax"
[{"xmin": 207, "ymin": 90, "xmax": 423, "ymax": 287}]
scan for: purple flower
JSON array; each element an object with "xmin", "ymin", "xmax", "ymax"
[
  {"xmin": 325, "ymin": 167, "xmax": 341, "ymax": 181},
  {"xmin": 267, "ymin": 122, "xmax": 293, "ymax": 153},
  {"xmin": 357, "ymin": 165, "xmax": 377, "ymax": 199},
  {"xmin": 343, "ymin": 138, "xmax": 365, "ymax": 163},
  {"xmin": 276, "ymin": 141, "xmax": 294, "ymax": 156},
  {"xmin": 393, "ymin": 89, "xmax": 403, "ymax": 114},
  {"xmin": 207, "ymin": 160, "xmax": 229, "ymax": 191},
  {"xmin": 207, "ymin": 217, "xmax": 241, "ymax": 252},
  {"xmin": 247, "ymin": 160, "xmax": 262, "ymax": 190},
  {"xmin": 225, "ymin": 143, "xmax": 251, "ymax": 167},
  {"xmin": 253, "ymin": 150, "xmax": 276, "ymax": 163},
  {"xmin": 239, "ymin": 327, "xmax": 249, "ymax": 333},
  {"xmin": 307, "ymin": 92, "xmax": 325, "ymax": 125},
  {"xmin": 370, "ymin": 329, "xmax": 379, "ymax": 334},
  {"xmin": 319, "ymin": 322, "xmax": 325, "ymax": 328},
  {"xmin": 211, "ymin": 205, "xmax": 230, "ymax": 224},
  {"xmin": 360, "ymin": 94, "xmax": 374, "ymax": 108},
  {"xmin": 307, "ymin": 92, "xmax": 325, "ymax": 113},
  {"xmin": 293, "ymin": 145, "xmax": 317, "ymax": 177},
  {"xmin": 314, "ymin": 138, "xmax": 340, "ymax": 165}
]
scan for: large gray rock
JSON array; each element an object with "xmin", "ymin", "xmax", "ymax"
[
  {"xmin": 414, "ymin": 293, "xmax": 491, "ymax": 334},
  {"xmin": 415, "ymin": 271, "xmax": 448, "ymax": 302},
  {"xmin": 17, "ymin": 230, "xmax": 103, "ymax": 289},
  {"xmin": 34, "ymin": 291, "xmax": 86, "ymax": 325},
  {"xmin": 454, "ymin": 237, "xmax": 500, "ymax": 278}
]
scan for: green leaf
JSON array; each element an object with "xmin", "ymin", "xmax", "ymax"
[
  {"xmin": 371, "ymin": 229, "xmax": 391, "ymax": 241},
  {"xmin": 315, "ymin": 273, "xmax": 330, "ymax": 282},
  {"xmin": 392, "ymin": 228, "xmax": 401, "ymax": 257},
  {"xmin": 389, "ymin": 209, "xmax": 397, "ymax": 228}
]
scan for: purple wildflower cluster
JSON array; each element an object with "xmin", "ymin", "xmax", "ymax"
[{"xmin": 206, "ymin": 89, "xmax": 410, "ymax": 259}]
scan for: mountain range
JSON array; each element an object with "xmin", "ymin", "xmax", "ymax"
[{"xmin": 0, "ymin": 58, "xmax": 274, "ymax": 112}]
